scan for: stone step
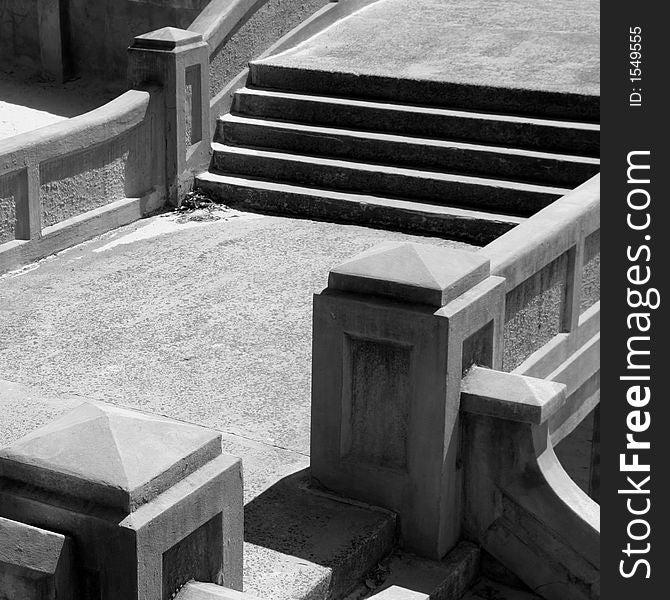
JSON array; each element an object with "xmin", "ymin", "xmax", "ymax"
[
  {"xmin": 247, "ymin": 62, "xmax": 600, "ymax": 122},
  {"xmin": 461, "ymin": 578, "xmax": 543, "ymax": 600},
  {"xmin": 241, "ymin": 470, "xmax": 397, "ymax": 600},
  {"xmin": 195, "ymin": 172, "xmax": 522, "ymax": 246},
  {"xmin": 210, "ymin": 145, "xmax": 568, "ymax": 217},
  {"xmin": 232, "ymin": 88, "xmax": 599, "ymax": 157},
  {"xmin": 364, "ymin": 543, "xmax": 480, "ymax": 600},
  {"xmin": 217, "ymin": 114, "xmax": 599, "ymax": 188}
]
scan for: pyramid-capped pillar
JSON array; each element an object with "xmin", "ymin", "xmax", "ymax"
[
  {"xmin": 0, "ymin": 402, "xmax": 243, "ymax": 600},
  {"xmin": 127, "ymin": 26, "xmax": 211, "ymax": 205},
  {"xmin": 311, "ymin": 242, "xmax": 507, "ymax": 559}
]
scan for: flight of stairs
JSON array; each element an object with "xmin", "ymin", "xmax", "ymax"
[{"xmin": 196, "ymin": 62, "xmax": 600, "ymax": 245}]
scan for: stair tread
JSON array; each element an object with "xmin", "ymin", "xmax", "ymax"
[
  {"xmin": 210, "ymin": 143, "xmax": 572, "ymax": 196},
  {"xmin": 219, "ymin": 114, "xmax": 600, "ymax": 165},
  {"xmin": 237, "ymin": 87, "xmax": 600, "ymax": 129},
  {"xmin": 196, "ymin": 171, "xmax": 526, "ymax": 224}
]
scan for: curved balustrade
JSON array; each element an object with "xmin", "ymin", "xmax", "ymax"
[{"xmin": 0, "ymin": 89, "xmax": 164, "ymax": 274}]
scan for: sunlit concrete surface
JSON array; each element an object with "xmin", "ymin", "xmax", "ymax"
[{"xmin": 0, "ymin": 71, "xmax": 121, "ymax": 139}]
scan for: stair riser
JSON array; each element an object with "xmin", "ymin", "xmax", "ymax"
[
  {"xmin": 220, "ymin": 120, "xmax": 599, "ymax": 188},
  {"xmin": 211, "ymin": 151, "xmax": 561, "ymax": 216},
  {"xmin": 232, "ymin": 92, "xmax": 600, "ymax": 157},
  {"xmin": 196, "ymin": 177, "xmax": 516, "ymax": 245},
  {"xmin": 248, "ymin": 63, "xmax": 600, "ymax": 122}
]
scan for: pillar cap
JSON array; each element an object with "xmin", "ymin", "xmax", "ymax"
[
  {"xmin": 0, "ymin": 402, "xmax": 221, "ymax": 512},
  {"xmin": 132, "ymin": 27, "xmax": 203, "ymax": 50},
  {"xmin": 329, "ymin": 242, "xmax": 490, "ymax": 307},
  {"xmin": 461, "ymin": 367, "xmax": 567, "ymax": 424}
]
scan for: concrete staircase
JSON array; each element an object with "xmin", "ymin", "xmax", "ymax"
[{"xmin": 197, "ymin": 63, "xmax": 599, "ymax": 245}]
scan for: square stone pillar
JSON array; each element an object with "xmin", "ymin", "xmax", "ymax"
[
  {"xmin": 311, "ymin": 242, "xmax": 505, "ymax": 559},
  {"xmin": 128, "ymin": 27, "xmax": 211, "ymax": 205},
  {"xmin": 0, "ymin": 402, "xmax": 243, "ymax": 600}
]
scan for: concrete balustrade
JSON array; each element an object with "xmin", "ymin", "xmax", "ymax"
[
  {"xmin": 461, "ymin": 367, "xmax": 599, "ymax": 600},
  {"xmin": 310, "ymin": 178, "xmax": 600, "ymax": 591},
  {"xmin": 0, "ymin": 402, "xmax": 243, "ymax": 600}
]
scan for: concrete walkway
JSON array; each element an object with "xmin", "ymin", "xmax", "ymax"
[
  {"xmin": 0, "ymin": 210, "xmax": 472, "ymax": 500},
  {"xmin": 258, "ymin": 0, "xmax": 599, "ymax": 97}
]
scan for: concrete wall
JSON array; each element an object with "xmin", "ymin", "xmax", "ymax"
[
  {"xmin": 0, "ymin": 0, "xmax": 209, "ymax": 80},
  {"xmin": 0, "ymin": 0, "xmax": 40, "ymax": 73},
  {"xmin": 67, "ymin": 0, "xmax": 209, "ymax": 81},
  {"xmin": 207, "ymin": 0, "xmax": 330, "ymax": 99}
]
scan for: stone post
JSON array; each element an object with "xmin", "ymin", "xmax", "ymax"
[
  {"xmin": 128, "ymin": 27, "xmax": 211, "ymax": 206},
  {"xmin": 310, "ymin": 241, "xmax": 506, "ymax": 559},
  {"xmin": 0, "ymin": 402, "xmax": 243, "ymax": 600}
]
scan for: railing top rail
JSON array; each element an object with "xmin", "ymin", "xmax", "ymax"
[
  {"xmin": 0, "ymin": 90, "xmax": 151, "ymax": 177},
  {"xmin": 189, "ymin": 0, "xmax": 268, "ymax": 52},
  {"xmin": 480, "ymin": 174, "xmax": 600, "ymax": 290}
]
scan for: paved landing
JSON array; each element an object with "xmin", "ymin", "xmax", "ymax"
[
  {"xmin": 258, "ymin": 0, "xmax": 599, "ymax": 97},
  {"xmin": 0, "ymin": 210, "xmax": 472, "ymax": 470}
]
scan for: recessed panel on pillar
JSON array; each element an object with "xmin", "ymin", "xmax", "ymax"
[{"xmin": 342, "ymin": 336, "xmax": 411, "ymax": 472}]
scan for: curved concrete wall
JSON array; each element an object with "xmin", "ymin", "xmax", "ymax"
[{"xmin": 0, "ymin": 89, "xmax": 165, "ymax": 274}]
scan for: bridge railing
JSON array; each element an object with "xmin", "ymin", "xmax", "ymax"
[
  {"xmin": 309, "ymin": 174, "xmax": 600, "ymax": 596},
  {"xmin": 0, "ymin": 89, "xmax": 165, "ymax": 275},
  {"xmin": 481, "ymin": 174, "xmax": 600, "ymax": 472}
]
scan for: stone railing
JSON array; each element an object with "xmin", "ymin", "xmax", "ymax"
[
  {"xmin": 309, "ymin": 175, "xmax": 600, "ymax": 597},
  {"xmin": 0, "ymin": 89, "xmax": 165, "ymax": 275},
  {"xmin": 482, "ymin": 175, "xmax": 600, "ymax": 493}
]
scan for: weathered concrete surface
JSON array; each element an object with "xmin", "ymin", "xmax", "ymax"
[
  {"xmin": 178, "ymin": 583, "xmax": 266, "ymax": 600},
  {"xmin": 329, "ymin": 242, "xmax": 489, "ymax": 307},
  {"xmin": 0, "ymin": 401, "xmax": 223, "ymax": 511},
  {"xmin": 207, "ymin": 0, "xmax": 331, "ymax": 99},
  {"xmin": 0, "ymin": 212, "xmax": 470, "ymax": 457},
  {"xmin": 461, "ymin": 368, "xmax": 599, "ymax": 600},
  {"xmin": 244, "ymin": 470, "xmax": 396, "ymax": 599},
  {"xmin": 0, "ymin": 516, "xmax": 76, "ymax": 600},
  {"xmin": 0, "ymin": 400, "xmax": 244, "ymax": 598},
  {"xmin": 0, "ymin": 213, "xmax": 471, "ymax": 597},
  {"xmin": 463, "ymin": 578, "xmax": 542, "ymax": 600},
  {"xmin": 257, "ymin": 0, "xmax": 599, "ymax": 98},
  {"xmin": 357, "ymin": 542, "xmax": 479, "ymax": 599}
]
